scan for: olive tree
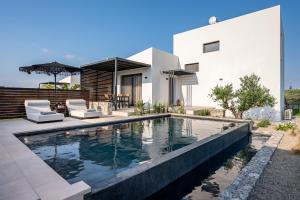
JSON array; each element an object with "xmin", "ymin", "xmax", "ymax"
[
  {"xmin": 209, "ymin": 84, "xmax": 235, "ymax": 117},
  {"xmin": 210, "ymin": 74, "xmax": 276, "ymax": 119}
]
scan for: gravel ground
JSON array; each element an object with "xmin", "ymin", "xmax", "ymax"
[{"xmin": 248, "ymin": 118, "xmax": 300, "ymax": 200}]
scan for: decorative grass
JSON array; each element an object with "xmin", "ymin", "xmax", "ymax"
[
  {"xmin": 194, "ymin": 109, "xmax": 210, "ymax": 116},
  {"xmin": 275, "ymin": 122, "xmax": 297, "ymax": 132},
  {"xmin": 256, "ymin": 119, "xmax": 271, "ymax": 128}
]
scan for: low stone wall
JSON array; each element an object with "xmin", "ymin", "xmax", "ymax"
[
  {"xmin": 219, "ymin": 132, "xmax": 283, "ymax": 200},
  {"xmin": 210, "ymin": 109, "xmax": 224, "ymax": 117},
  {"xmin": 89, "ymin": 101, "xmax": 112, "ymax": 115},
  {"xmin": 87, "ymin": 122, "xmax": 251, "ymax": 200}
]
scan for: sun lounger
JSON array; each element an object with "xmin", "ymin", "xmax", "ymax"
[
  {"xmin": 24, "ymin": 100, "xmax": 64, "ymax": 123},
  {"xmin": 66, "ymin": 99, "xmax": 101, "ymax": 119}
]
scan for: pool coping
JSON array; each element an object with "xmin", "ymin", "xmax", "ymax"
[
  {"xmin": 14, "ymin": 113, "xmax": 171, "ymax": 136},
  {"xmin": 0, "ymin": 114, "xmax": 170, "ymax": 200},
  {"xmin": 1, "ymin": 114, "xmax": 251, "ymax": 200},
  {"xmin": 219, "ymin": 132, "xmax": 283, "ymax": 200}
]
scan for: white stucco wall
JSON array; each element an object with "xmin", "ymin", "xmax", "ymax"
[
  {"xmin": 117, "ymin": 48, "xmax": 153, "ymax": 103},
  {"xmin": 59, "ymin": 75, "xmax": 80, "ymax": 86},
  {"xmin": 151, "ymin": 48, "xmax": 180, "ymax": 104},
  {"xmin": 173, "ymin": 5, "xmax": 284, "ymax": 120},
  {"xmin": 116, "ymin": 47, "xmax": 179, "ymax": 104}
]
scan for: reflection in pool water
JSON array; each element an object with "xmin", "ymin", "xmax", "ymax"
[
  {"xmin": 19, "ymin": 117, "xmax": 228, "ymax": 190},
  {"xmin": 148, "ymin": 133, "xmax": 269, "ymax": 200}
]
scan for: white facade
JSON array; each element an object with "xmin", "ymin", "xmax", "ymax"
[
  {"xmin": 59, "ymin": 75, "xmax": 80, "ymax": 86},
  {"xmin": 79, "ymin": 5, "xmax": 284, "ymax": 120},
  {"xmin": 173, "ymin": 5, "xmax": 284, "ymax": 120},
  {"xmin": 116, "ymin": 47, "xmax": 180, "ymax": 104}
]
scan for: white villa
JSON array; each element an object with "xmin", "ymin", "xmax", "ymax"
[{"xmin": 79, "ymin": 5, "xmax": 284, "ymax": 121}]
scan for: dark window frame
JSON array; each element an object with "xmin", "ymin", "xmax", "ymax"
[
  {"xmin": 185, "ymin": 63, "xmax": 199, "ymax": 72},
  {"xmin": 203, "ymin": 41, "xmax": 220, "ymax": 53}
]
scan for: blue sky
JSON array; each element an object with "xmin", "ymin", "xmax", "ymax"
[{"xmin": 0, "ymin": 0, "xmax": 299, "ymax": 88}]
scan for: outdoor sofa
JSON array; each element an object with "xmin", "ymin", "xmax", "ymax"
[
  {"xmin": 66, "ymin": 99, "xmax": 101, "ymax": 119},
  {"xmin": 24, "ymin": 100, "xmax": 64, "ymax": 123}
]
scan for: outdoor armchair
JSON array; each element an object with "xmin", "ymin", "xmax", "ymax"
[
  {"xmin": 66, "ymin": 99, "xmax": 101, "ymax": 119},
  {"xmin": 24, "ymin": 100, "xmax": 64, "ymax": 123}
]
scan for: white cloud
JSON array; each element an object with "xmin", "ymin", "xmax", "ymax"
[
  {"xmin": 64, "ymin": 54, "xmax": 76, "ymax": 60},
  {"xmin": 41, "ymin": 48, "xmax": 49, "ymax": 53}
]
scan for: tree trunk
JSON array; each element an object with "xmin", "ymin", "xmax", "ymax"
[{"xmin": 234, "ymin": 111, "xmax": 243, "ymax": 119}]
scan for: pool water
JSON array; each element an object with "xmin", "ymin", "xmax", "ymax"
[
  {"xmin": 148, "ymin": 133, "xmax": 269, "ymax": 200},
  {"xmin": 19, "ymin": 117, "xmax": 230, "ymax": 190}
]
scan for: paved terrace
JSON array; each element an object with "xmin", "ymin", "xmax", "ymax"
[{"xmin": 0, "ymin": 114, "xmax": 169, "ymax": 200}]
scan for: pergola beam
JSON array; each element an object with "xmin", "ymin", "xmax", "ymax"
[{"xmin": 114, "ymin": 58, "xmax": 118, "ymax": 110}]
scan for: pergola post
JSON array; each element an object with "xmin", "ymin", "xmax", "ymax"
[{"xmin": 114, "ymin": 58, "xmax": 118, "ymax": 110}]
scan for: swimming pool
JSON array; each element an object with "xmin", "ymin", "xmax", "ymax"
[
  {"xmin": 148, "ymin": 133, "xmax": 269, "ymax": 200},
  {"xmin": 19, "ymin": 117, "xmax": 233, "ymax": 191}
]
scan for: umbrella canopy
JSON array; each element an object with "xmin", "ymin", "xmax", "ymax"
[{"xmin": 19, "ymin": 61, "xmax": 81, "ymax": 90}]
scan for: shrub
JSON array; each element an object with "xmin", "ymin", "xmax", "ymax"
[
  {"xmin": 176, "ymin": 105, "xmax": 185, "ymax": 114},
  {"xmin": 168, "ymin": 105, "xmax": 185, "ymax": 114},
  {"xmin": 256, "ymin": 119, "xmax": 271, "ymax": 128},
  {"xmin": 134, "ymin": 100, "xmax": 144, "ymax": 115},
  {"xmin": 153, "ymin": 101, "xmax": 160, "ymax": 113},
  {"xmin": 159, "ymin": 103, "xmax": 166, "ymax": 113},
  {"xmin": 195, "ymin": 109, "xmax": 210, "ymax": 116},
  {"xmin": 210, "ymin": 74, "xmax": 275, "ymax": 119},
  {"xmin": 145, "ymin": 101, "xmax": 151, "ymax": 114},
  {"xmin": 292, "ymin": 108, "xmax": 300, "ymax": 116},
  {"xmin": 285, "ymin": 89, "xmax": 300, "ymax": 106},
  {"xmin": 275, "ymin": 122, "xmax": 297, "ymax": 132}
]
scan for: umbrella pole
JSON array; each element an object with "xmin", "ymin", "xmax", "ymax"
[{"xmin": 54, "ymin": 73, "xmax": 57, "ymax": 91}]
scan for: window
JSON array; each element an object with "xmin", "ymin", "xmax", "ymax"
[
  {"xmin": 203, "ymin": 41, "xmax": 219, "ymax": 53},
  {"xmin": 185, "ymin": 63, "xmax": 199, "ymax": 72}
]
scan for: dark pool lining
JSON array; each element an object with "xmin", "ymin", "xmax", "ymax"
[
  {"xmin": 146, "ymin": 134, "xmax": 251, "ymax": 200},
  {"xmin": 84, "ymin": 122, "xmax": 250, "ymax": 200}
]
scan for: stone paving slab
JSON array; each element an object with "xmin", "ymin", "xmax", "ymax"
[{"xmin": 219, "ymin": 133, "xmax": 283, "ymax": 200}]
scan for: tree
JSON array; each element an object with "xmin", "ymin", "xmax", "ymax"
[
  {"xmin": 70, "ymin": 84, "xmax": 80, "ymax": 90},
  {"xmin": 236, "ymin": 74, "xmax": 275, "ymax": 118},
  {"xmin": 43, "ymin": 83, "xmax": 55, "ymax": 89},
  {"xmin": 62, "ymin": 83, "xmax": 69, "ymax": 90},
  {"xmin": 210, "ymin": 84, "xmax": 235, "ymax": 117},
  {"xmin": 210, "ymin": 74, "xmax": 276, "ymax": 119}
]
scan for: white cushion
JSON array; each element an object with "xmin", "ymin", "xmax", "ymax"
[
  {"xmin": 66, "ymin": 99, "xmax": 101, "ymax": 118},
  {"xmin": 27, "ymin": 113, "xmax": 64, "ymax": 122},
  {"xmin": 66, "ymin": 99, "xmax": 87, "ymax": 111},
  {"xmin": 24, "ymin": 99, "xmax": 64, "ymax": 122},
  {"xmin": 70, "ymin": 110, "xmax": 101, "ymax": 118}
]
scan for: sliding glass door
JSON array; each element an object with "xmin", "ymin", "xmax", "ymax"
[{"xmin": 121, "ymin": 74, "xmax": 142, "ymax": 106}]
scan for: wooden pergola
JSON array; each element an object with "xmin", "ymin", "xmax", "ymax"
[{"xmin": 81, "ymin": 57, "xmax": 150, "ymax": 109}]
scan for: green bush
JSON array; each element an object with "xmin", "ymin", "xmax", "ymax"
[
  {"xmin": 176, "ymin": 105, "xmax": 185, "ymax": 114},
  {"xmin": 195, "ymin": 109, "xmax": 210, "ymax": 116},
  {"xmin": 153, "ymin": 101, "xmax": 160, "ymax": 113},
  {"xmin": 276, "ymin": 122, "xmax": 297, "ymax": 131},
  {"xmin": 293, "ymin": 108, "xmax": 300, "ymax": 116},
  {"xmin": 134, "ymin": 100, "xmax": 144, "ymax": 115},
  {"xmin": 145, "ymin": 101, "xmax": 151, "ymax": 114},
  {"xmin": 285, "ymin": 89, "xmax": 300, "ymax": 105},
  {"xmin": 256, "ymin": 119, "xmax": 271, "ymax": 128},
  {"xmin": 159, "ymin": 103, "xmax": 166, "ymax": 113}
]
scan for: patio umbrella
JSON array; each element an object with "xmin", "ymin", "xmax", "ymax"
[{"xmin": 19, "ymin": 61, "xmax": 81, "ymax": 91}]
